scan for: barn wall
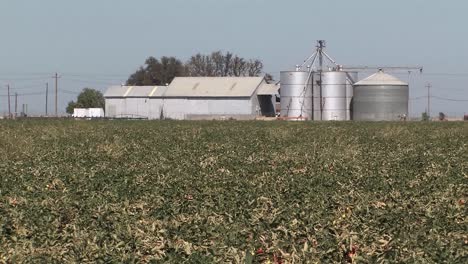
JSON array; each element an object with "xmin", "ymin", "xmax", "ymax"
[
  {"xmin": 148, "ymin": 97, "xmax": 256, "ymax": 120},
  {"xmin": 148, "ymin": 98, "xmax": 167, "ymax": 120},
  {"xmin": 107, "ymin": 97, "xmax": 262, "ymax": 120},
  {"xmin": 105, "ymin": 98, "xmax": 126, "ymax": 118},
  {"xmin": 126, "ymin": 98, "xmax": 150, "ymax": 119}
]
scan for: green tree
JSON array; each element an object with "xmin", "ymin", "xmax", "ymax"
[
  {"xmin": 126, "ymin": 56, "xmax": 186, "ymax": 86},
  {"xmin": 421, "ymin": 112, "xmax": 430, "ymax": 121},
  {"xmin": 126, "ymin": 52, "xmax": 266, "ymax": 86},
  {"xmin": 66, "ymin": 101, "xmax": 78, "ymax": 114},
  {"xmin": 66, "ymin": 88, "xmax": 105, "ymax": 114},
  {"xmin": 438, "ymin": 112, "xmax": 446, "ymax": 121},
  {"xmin": 185, "ymin": 51, "xmax": 264, "ymax": 77}
]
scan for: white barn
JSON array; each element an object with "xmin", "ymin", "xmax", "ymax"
[{"xmin": 104, "ymin": 77, "xmax": 278, "ymax": 120}]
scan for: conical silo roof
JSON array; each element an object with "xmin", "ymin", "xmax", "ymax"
[{"xmin": 354, "ymin": 70, "xmax": 408, "ymax": 86}]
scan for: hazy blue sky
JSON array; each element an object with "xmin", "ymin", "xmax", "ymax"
[{"xmin": 0, "ymin": 0, "xmax": 467, "ymax": 117}]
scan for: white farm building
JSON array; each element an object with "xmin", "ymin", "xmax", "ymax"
[{"xmin": 104, "ymin": 77, "xmax": 278, "ymax": 120}]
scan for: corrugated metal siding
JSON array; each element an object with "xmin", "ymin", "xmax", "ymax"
[
  {"xmin": 353, "ymin": 85, "xmax": 409, "ymax": 121},
  {"xmin": 148, "ymin": 98, "xmax": 167, "ymax": 119},
  {"xmin": 106, "ymin": 97, "xmax": 260, "ymax": 120},
  {"xmin": 126, "ymin": 98, "xmax": 150, "ymax": 118},
  {"xmin": 148, "ymin": 98, "xmax": 255, "ymax": 120},
  {"xmin": 105, "ymin": 98, "xmax": 126, "ymax": 118}
]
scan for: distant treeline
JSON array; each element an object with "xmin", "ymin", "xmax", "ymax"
[{"xmin": 127, "ymin": 51, "xmax": 271, "ymax": 86}]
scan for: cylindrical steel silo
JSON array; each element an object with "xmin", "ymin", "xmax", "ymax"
[
  {"xmin": 353, "ymin": 70, "xmax": 409, "ymax": 121},
  {"xmin": 280, "ymin": 71, "xmax": 313, "ymax": 120},
  {"xmin": 321, "ymin": 71, "xmax": 347, "ymax": 121},
  {"xmin": 345, "ymin": 72, "xmax": 358, "ymax": 120}
]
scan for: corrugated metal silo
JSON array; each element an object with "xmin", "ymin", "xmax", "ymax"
[
  {"xmin": 346, "ymin": 72, "xmax": 358, "ymax": 120},
  {"xmin": 321, "ymin": 71, "xmax": 347, "ymax": 121},
  {"xmin": 353, "ymin": 70, "xmax": 409, "ymax": 121},
  {"xmin": 280, "ymin": 71, "xmax": 313, "ymax": 120}
]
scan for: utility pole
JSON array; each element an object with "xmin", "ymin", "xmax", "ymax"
[
  {"xmin": 7, "ymin": 84, "xmax": 11, "ymax": 118},
  {"xmin": 53, "ymin": 73, "xmax": 60, "ymax": 117},
  {"xmin": 45, "ymin": 82, "xmax": 49, "ymax": 116},
  {"xmin": 15, "ymin": 93, "xmax": 17, "ymax": 118},
  {"xmin": 426, "ymin": 83, "xmax": 432, "ymax": 119}
]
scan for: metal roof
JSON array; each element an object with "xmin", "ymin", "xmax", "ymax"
[
  {"xmin": 354, "ymin": 70, "xmax": 408, "ymax": 86},
  {"xmin": 257, "ymin": 83, "xmax": 279, "ymax": 95},
  {"xmin": 104, "ymin": 86, "xmax": 167, "ymax": 98},
  {"xmin": 149, "ymin": 86, "xmax": 168, "ymax": 97},
  {"xmin": 104, "ymin": 86, "xmax": 130, "ymax": 97},
  {"xmin": 126, "ymin": 86, "xmax": 158, "ymax": 97},
  {"xmin": 164, "ymin": 77, "xmax": 265, "ymax": 97}
]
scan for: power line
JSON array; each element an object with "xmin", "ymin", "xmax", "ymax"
[
  {"xmin": 409, "ymin": 96, "xmax": 426, "ymax": 100},
  {"xmin": 7, "ymin": 84, "xmax": 46, "ymax": 90},
  {"xmin": 59, "ymin": 89, "xmax": 80, "ymax": 95},
  {"xmin": 0, "ymin": 76, "xmax": 50, "ymax": 81},
  {"xmin": 432, "ymin": 96, "xmax": 468, "ymax": 102},
  {"xmin": 423, "ymin": 73, "xmax": 468, "ymax": 77},
  {"xmin": 62, "ymin": 74, "xmax": 127, "ymax": 80},
  {"xmin": 61, "ymin": 77, "xmax": 119, "ymax": 85},
  {"xmin": 410, "ymin": 95, "xmax": 468, "ymax": 102},
  {"xmin": 0, "ymin": 91, "xmax": 46, "ymax": 97},
  {"xmin": 61, "ymin": 72, "xmax": 128, "ymax": 77},
  {"xmin": 0, "ymin": 72, "xmax": 53, "ymax": 76}
]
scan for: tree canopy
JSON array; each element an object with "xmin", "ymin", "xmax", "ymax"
[
  {"xmin": 126, "ymin": 56, "xmax": 185, "ymax": 86},
  {"xmin": 66, "ymin": 88, "xmax": 105, "ymax": 114},
  {"xmin": 185, "ymin": 51, "xmax": 264, "ymax": 77},
  {"xmin": 126, "ymin": 51, "xmax": 268, "ymax": 86}
]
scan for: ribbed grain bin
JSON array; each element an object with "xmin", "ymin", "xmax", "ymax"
[{"xmin": 353, "ymin": 70, "xmax": 408, "ymax": 121}]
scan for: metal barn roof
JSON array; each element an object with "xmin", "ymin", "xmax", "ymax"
[
  {"xmin": 164, "ymin": 77, "xmax": 265, "ymax": 97},
  {"xmin": 354, "ymin": 70, "xmax": 408, "ymax": 86},
  {"xmin": 104, "ymin": 86, "xmax": 131, "ymax": 97},
  {"xmin": 104, "ymin": 86, "xmax": 167, "ymax": 98},
  {"xmin": 149, "ymin": 86, "xmax": 168, "ymax": 97},
  {"xmin": 126, "ymin": 86, "xmax": 158, "ymax": 97},
  {"xmin": 257, "ymin": 83, "xmax": 280, "ymax": 95}
]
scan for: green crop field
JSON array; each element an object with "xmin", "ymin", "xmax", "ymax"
[{"xmin": 0, "ymin": 120, "xmax": 466, "ymax": 263}]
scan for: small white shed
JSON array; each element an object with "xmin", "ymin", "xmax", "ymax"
[{"xmin": 72, "ymin": 108, "xmax": 105, "ymax": 118}]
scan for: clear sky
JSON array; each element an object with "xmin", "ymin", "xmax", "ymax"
[{"xmin": 0, "ymin": 0, "xmax": 467, "ymax": 117}]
